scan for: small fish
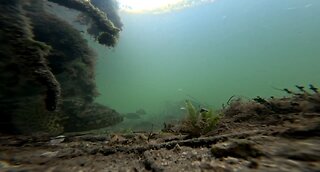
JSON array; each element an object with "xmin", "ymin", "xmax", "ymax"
[
  {"xmin": 295, "ymin": 85, "xmax": 306, "ymax": 92},
  {"xmin": 180, "ymin": 107, "xmax": 186, "ymax": 110},
  {"xmin": 283, "ymin": 88, "xmax": 293, "ymax": 94},
  {"xmin": 136, "ymin": 108, "xmax": 146, "ymax": 115},
  {"xmin": 309, "ymin": 84, "xmax": 318, "ymax": 93},
  {"xmin": 253, "ymin": 96, "xmax": 268, "ymax": 104},
  {"xmin": 199, "ymin": 108, "xmax": 209, "ymax": 113}
]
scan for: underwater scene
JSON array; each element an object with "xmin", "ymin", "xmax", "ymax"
[
  {"xmin": 95, "ymin": 0, "xmax": 320, "ymax": 131},
  {"xmin": 0, "ymin": 0, "xmax": 319, "ymax": 171}
]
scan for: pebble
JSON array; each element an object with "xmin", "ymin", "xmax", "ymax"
[{"xmin": 40, "ymin": 151, "xmax": 59, "ymax": 158}]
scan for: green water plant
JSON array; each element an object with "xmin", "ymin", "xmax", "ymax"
[
  {"xmin": 182, "ymin": 100, "xmax": 221, "ymax": 136},
  {"xmin": 200, "ymin": 108, "xmax": 220, "ymax": 134},
  {"xmin": 185, "ymin": 100, "xmax": 197, "ymax": 127}
]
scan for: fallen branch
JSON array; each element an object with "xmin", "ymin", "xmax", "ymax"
[{"xmin": 100, "ymin": 130, "xmax": 264, "ymax": 155}]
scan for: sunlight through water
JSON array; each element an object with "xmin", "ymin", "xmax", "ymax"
[{"xmin": 117, "ymin": 0, "xmax": 215, "ymax": 13}]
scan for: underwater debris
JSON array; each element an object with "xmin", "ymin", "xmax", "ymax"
[{"xmin": 226, "ymin": 95, "xmax": 236, "ymax": 105}]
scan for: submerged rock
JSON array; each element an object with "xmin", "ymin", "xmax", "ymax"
[
  {"xmin": 47, "ymin": 0, "xmax": 121, "ymax": 47},
  {"xmin": 0, "ymin": 0, "xmax": 123, "ymax": 134},
  {"xmin": 211, "ymin": 139, "xmax": 264, "ymax": 159}
]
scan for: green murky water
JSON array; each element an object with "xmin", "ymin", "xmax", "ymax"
[{"xmin": 94, "ymin": 0, "xmax": 320, "ymax": 125}]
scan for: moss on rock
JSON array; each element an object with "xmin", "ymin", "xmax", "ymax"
[{"xmin": 0, "ymin": 0, "xmax": 123, "ymax": 134}]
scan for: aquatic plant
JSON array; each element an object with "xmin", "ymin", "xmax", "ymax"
[
  {"xmin": 180, "ymin": 100, "xmax": 220, "ymax": 136},
  {"xmin": 200, "ymin": 109, "xmax": 221, "ymax": 134},
  {"xmin": 220, "ymin": 84, "xmax": 320, "ymax": 131},
  {"xmin": 185, "ymin": 100, "xmax": 197, "ymax": 126},
  {"xmin": 253, "ymin": 84, "xmax": 320, "ymax": 113}
]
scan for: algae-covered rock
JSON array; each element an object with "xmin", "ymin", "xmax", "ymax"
[
  {"xmin": 47, "ymin": 0, "xmax": 121, "ymax": 47},
  {"xmin": 63, "ymin": 102, "xmax": 123, "ymax": 132},
  {"xmin": 0, "ymin": 0, "xmax": 61, "ymax": 111},
  {"xmin": 12, "ymin": 97, "xmax": 66, "ymax": 135},
  {"xmin": 90, "ymin": 0, "xmax": 123, "ymax": 29},
  {"xmin": 0, "ymin": 0, "xmax": 123, "ymax": 134}
]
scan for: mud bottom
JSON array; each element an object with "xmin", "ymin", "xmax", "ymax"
[{"xmin": 1, "ymin": 110, "xmax": 319, "ymax": 172}]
